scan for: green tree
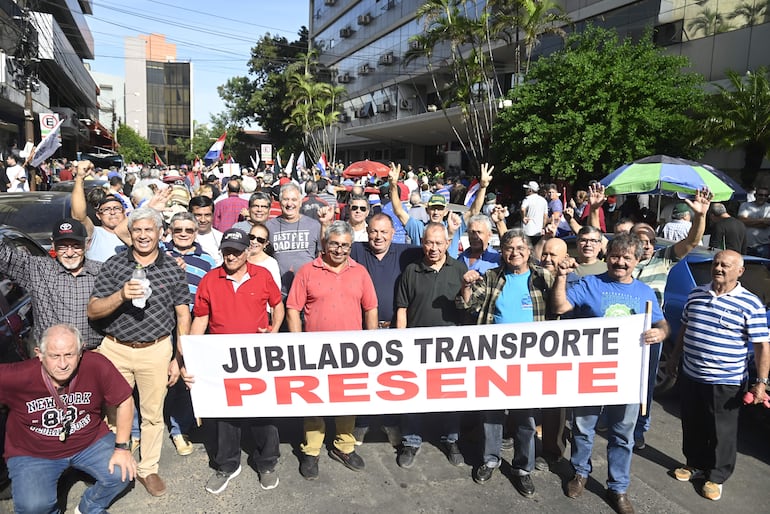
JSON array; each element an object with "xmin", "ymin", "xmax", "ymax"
[
  {"xmin": 283, "ymin": 51, "xmax": 346, "ymax": 165},
  {"xmin": 116, "ymin": 124, "xmax": 153, "ymax": 164},
  {"xmin": 701, "ymin": 67, "xmax": 770, "ymax": 187},
  {"xmin": 218, "ymin": 28, "xmax": 308, "ymax": 151},
  {"xmin": 492, "ymin": 26, "xmax": 706, "ymax": 182},
  {"xmin": 405, "ymin": 0, "xmax": 570, "ymax": 170}
]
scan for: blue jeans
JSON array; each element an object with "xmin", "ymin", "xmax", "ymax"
[
  {"xmin": 166, "ymin": 379, "xmax": 195, "ymax": 437},
  {"xmin": 401, "ymin": 412, "xmax": 459, "ymax": 448},
  {"xmin": 571, "ymin": 403, "xmax": 639, "ymax": 493},
  {"xmin": 634, "ymin": 342, "xmax": 661, "ymax": 440},
  {"xmin": 7, "ymin": 432, "xmax": 130, "ymax": 514},
  {"xmin": 482, "ymin": 409, "xmax": 535, "ymax": 474}
]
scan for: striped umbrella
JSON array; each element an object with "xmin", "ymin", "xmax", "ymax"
[{"xmin": 600, "ymin": 155, "xmax": 745, "ymax": 202}]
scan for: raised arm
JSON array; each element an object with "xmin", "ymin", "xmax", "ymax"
[
  {"xmin": 673, "ymin": 187, "xmax": 712, "ymax": 259},
  {"xmin": 466, "ymin": 163, "xmax": 494, "ymax": 220},
  {"xmin": 71, "ymin": 161, "xmax": 95, "ymax": 236},
  {"xmin": 388, "ymin": 163, "xmax": 410, "ymax": 226}
]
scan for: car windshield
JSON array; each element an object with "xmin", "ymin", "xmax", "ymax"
[{"xmin": 0, "ymin": 198, "xmax": 69, "ymax": 237}]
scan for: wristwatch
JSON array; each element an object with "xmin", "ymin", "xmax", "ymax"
[
  {"xmin": 114, "ymin": 441, "xmax": 131, "ymax": 451},
  {"xmin": 753, "ymin": 377, "xmax": 769, "ymax": 385}
]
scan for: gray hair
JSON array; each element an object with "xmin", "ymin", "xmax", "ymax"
[
  {"xmin": 249, "ymin": 191, "xmax": 271, "ymax": 206},
  {"xmin": 130, "ymin": 185, "xmax": 154, "ymax": 205},
  {"xmin": 467, "ymin": 214, "xmax": 493, "ymax": 233},
  {"xmin": 280, "ymin": 182, "xmax": 301, "ymax": 200},
  {"xmin": 128, "ymin": 206, "xmax": 164, "ymax": 231},
  {"xmin": 606, "ymin": 232, "xmax": 643, "ymax": 260},
  {"xmin": 324, "ymin": 220, "xmax": 354, "ymax": 241},
  {"xmin": 169, "ymin": 211, "xmax": 199, "ymax": 229},
  {"xmin": 39, "ymin": 324, "xmax": 83, "ymax": 354},
  {"xmin": 304, "ymin": 181, "xmax": 318, "ymax": 195},
  {"xmin": 423, "ymin": 221, "xmax": 449, "ymax": 240},
  {"xmin": 578, "ymin": 225, "xmax": 603, "ymax": 238},
  {"xmin": 710, "ymin": 203, "xmax": 727, "ymax": 216}
]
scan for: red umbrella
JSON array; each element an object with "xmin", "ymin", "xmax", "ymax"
[{"xmin": 342, "ymin": 160, "xmax": 390, "ymax": 178}]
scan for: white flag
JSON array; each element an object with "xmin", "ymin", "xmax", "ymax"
[{"xmin": 30, "ymin": 119, "xmax": 64, "ymax": 167}]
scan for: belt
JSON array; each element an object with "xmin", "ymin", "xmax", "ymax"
[
  {"xmin": 105, "ymin": 334, "xmax": 168, "ymax": 348},
  {"xmin": 378, "ymin": 321, "xmax": 391, "ymax": 329}
]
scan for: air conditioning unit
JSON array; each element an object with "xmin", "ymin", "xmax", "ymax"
[
  {"xmin": 653, "ymin": 20, "xmax": 684, "ymax": 46},
  {"xmin": 358, "ymin": 63, "xmax": 371, "ymax": 75},
  {"xmin": 378, "ymin": 102, "xmax": 392, "ymax": 114},
  {"xmin": 338, "ymin": 112, "xmax": 350, "ymax": 122},
  {"xmin": 324, "ymin": 0, "xmax": 336, "ymax": 5},
  {"xmin": 409, "ymin": 40, "xmax": 422, "ymax": 51},
  {"xmin": 356, "ymin": 103, "xmax": 373, "ymax": 119},
  {"xmin": 337, "ymin": 73, "xmax": 351, "ymax": 83},
  {"xmin": 378, "ymin": 52, "xmax": 394, "ymax": 65},
  {"xmin": 357, "ymin": 13, "xmax": 372, "ymax": 25},
  {"xmin": 399, "ymin": 99, "xmax": 413, "ymax": 110},
  {"xmin": 340, "ymin": 27, "xmax": 353, "ymax": 38},
  {"xmin": 385, "ymin": 0, "xmax": 396, "ymax": 10}
]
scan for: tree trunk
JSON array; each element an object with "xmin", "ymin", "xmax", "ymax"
[{"xmin": 741, "ymin": 140, "xmax": 767, "ymax": 188}]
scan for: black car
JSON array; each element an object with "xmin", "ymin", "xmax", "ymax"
[
  {"xmin": 0, "ymin": 224, "xmax": 49, "ymax": 363},
  {"xmin": 0, "ymin": 192, "xmax": 73, "ymax": 251}
]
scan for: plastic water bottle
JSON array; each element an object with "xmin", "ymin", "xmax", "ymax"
[{"xmin": 131, "ymin": 265, "xmax": 151, "ymax": 308}]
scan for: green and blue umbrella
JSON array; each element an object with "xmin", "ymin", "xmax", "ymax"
[{"xmin": 600, "ymin": 155, "xmax": 745, "ymax": 202}]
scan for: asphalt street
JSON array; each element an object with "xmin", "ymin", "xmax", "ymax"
[{"xmin": 2, "ymin": 395, "xmax": 768, "ymax": 513}]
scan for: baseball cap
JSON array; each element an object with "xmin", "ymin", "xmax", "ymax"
[
  {"xmin": 97, "ymin": 195, "xmax": 124, "ymax": 209},
  {"xmin": 52, "ymin": 218, "xmax": 87, "ymax": 243},
  {"xmin": 485, "ymin": 192, "xmax": 496, "ymax": 203},
  {"xmin": 220, "ymin": 228, "xmax": 249, "ymax": 252},
  {"xmin": 523, "ymin": 181, "xmax": 539, "ymax": 192},
  {"xmin": 673, "ymin": 203, "xmax": 691, "ymax": 215},
  {"xmin": 428, "ymin": 194, "xmax": 448, "ymax": 207}
]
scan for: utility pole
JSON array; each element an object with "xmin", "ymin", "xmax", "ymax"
[{"xmin": 14, "ymin": 0, "xmax": 40, "ymax": 190}]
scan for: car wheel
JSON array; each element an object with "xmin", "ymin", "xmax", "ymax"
[{"xmin": 654, "ymin": 346, "xmax": 677, "ymax": 397}]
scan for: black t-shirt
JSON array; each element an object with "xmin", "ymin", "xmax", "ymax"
[{"xmin": 395, "ymin": 256, "xmax": 467, "ymax": 327}]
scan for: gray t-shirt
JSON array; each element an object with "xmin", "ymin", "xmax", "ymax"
[{"xmin": 265, "ymin": 215, "xmax": 322, "ymax": 296}]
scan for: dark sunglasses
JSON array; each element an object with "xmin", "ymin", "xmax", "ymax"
[
  {"xmin": 249, "ymin": 234, "xmax": 269, "ymax": 244},
  {"xmin": 350, "ymin": 205, "xmax": 368, "ymax": 212},
  {"xmin": 172, "ymin": 227, "xmax": 196, "ymax": 234}
]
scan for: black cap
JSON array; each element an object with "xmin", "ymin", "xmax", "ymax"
[
  {"xmin": 97, "ymin": 195, "xmax": 124, "ymax": 208},
  {"xmin": 52, "ymin": 218, "xmax": 87, "ymax": 242},
  {"xmin": 220, "ymin": 228, "xmax": 249, "ymax": 252}
]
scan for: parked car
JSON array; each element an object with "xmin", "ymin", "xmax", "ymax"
[
  {"xmin": 50, "ymin": 179, "xmax": 108, "ymax": 193},
  {"xmin": 0, "ymin": 225, "xmax": 49, "ymax": 364},
  {"xmin": 0, "ymin": 192, "xmax": 73, "ymax": 251},
  {"xmin": 658, "ymin": 246, "xmax": 770, "ymax": 395}
]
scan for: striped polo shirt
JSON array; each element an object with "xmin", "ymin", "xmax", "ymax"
[{"xmin": 681, "ymin": 283, "xmax": 769, "ymax": 385}]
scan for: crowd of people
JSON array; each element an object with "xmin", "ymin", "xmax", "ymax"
[{"xmin": 0, "ymin": 157, "xmax": 767, "ymax": 514}]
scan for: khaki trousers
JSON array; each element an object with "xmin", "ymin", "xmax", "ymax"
[
  {"xmin": 97, "ymin": 335, "xmax": 171, "ymax": 478},
  {"xmin": 301, "ymin": 416, "xmax": 356, "ymax": 456}
]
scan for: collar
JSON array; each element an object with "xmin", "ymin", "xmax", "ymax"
[
  {"xmin": 706, "ymin": 281, "xmax": 747, "ymax": 297},
  {"xmin": 215, "ymin": 261, "xmax": 261, "ymax": 279},
  {"xmin": 164, "ymin": 240, "xmax": 204, "ymax": 256},
  {"xmin": 127, "ymin": 247, "xmax": 166, "ymax": 267}
]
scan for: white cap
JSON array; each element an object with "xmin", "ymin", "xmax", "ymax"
[{"xmin": 523, "ymin": 181, "xmax": 539, "ymax": 192}]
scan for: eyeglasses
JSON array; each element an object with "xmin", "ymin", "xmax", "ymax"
[
  {"xmin": 55, "ymin": 243, "xmax": 84, "ymax": 252},
  {"xmin": 577, "ymin": 238, "xmax": 601, "ymax": 245},
  {"xmin": 98, "ymin": 206, "xmax": 123, "ymax": 214},
  {"xmin": 172, "ymin": 227, "xmax": 196, "ymax": 234},
  {"xmin": 249, "ymin": 234, "xmax": 268, "ymax": 244},
  {"xmin": 327, "ymin": 242, "xmax": 352, "ymax": 251},
  {"xmin": 350, "ymin": 205, "xmax": 368, "ymax": 212}
]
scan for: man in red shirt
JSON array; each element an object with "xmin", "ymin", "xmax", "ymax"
[
  {"xmin": 213, "ymin": 179, "xmax": 248, "ymax": 232},
  {"xmin": 190, "ymin": 228, "xmax": 284, "ymax": 494},
  {"xmin": 287, "ymin": 221, "xmax": 378, "ymax": 479},
  {"xmin": 0, "ymin": 324, "xmax": 135, "ymax": 513}
]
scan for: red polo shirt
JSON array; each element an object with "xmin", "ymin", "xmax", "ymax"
[
  {"xmin": 286, "ymin": 256, "xmax": 377, "ymax": 332},
  {"xmin": 194, "ymin": 263, "xmax": 282, "ymax": 334}
]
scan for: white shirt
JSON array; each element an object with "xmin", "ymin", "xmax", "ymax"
[
  {"xmin": 7, "ymin": 165, "xmax": 28, "ymax": 191},
  {"xmin": 196, "ymin": 229, "xmax": 223, "ymax": 265},
  {"xmin": 521, "ymin": 193, "xmax": 548, "ymax": 237}
]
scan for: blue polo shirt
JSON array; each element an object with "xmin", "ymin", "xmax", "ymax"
[
  {"xmin": 350, "ymin": 242, "xmax": 422, "ymax": 323},
  {"xmin": 459, "ymin": 246, "xmax": 501, "ymax": 274}
]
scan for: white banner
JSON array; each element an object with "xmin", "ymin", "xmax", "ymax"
[
  {"xmin": 181, "ymin": 314, "xmax": 649, "ymax": 418},
  {"xmin": 261, "ymin": 144, "xmax": 273, "ymax": 164}
]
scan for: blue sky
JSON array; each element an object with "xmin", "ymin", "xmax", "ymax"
[{"xmin": 85, "ymin": 0, "xmax": 309, "ymax": 124}]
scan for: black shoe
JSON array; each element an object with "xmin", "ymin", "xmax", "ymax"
[
  {"xmin": 474, "ymin": 463, "xmax": 495, "ymax": 484},
  {"xmin": 513, "ymin": 474, "xmax": 536, "ymax": 497},
  {"xmin": 443, "ymin": 441, "xmax": 464, "ymax": 466},
  {"xmin": 633, "ymin": 435, "xmax": 646, "ymax": 451},
  {"xmin": 328, "ymin": 448, "xmax": 365, "ymax": 472},
  {"xmin": 607, "ymin": 490, "xmax": 635, "ymax": 514},
  {"xmin": 397, "ymin": 446, "xmax": 419, "ymax": 469},
  {"xmin": 299, "ymin": 454, "xmax": 320, "ymax": 480},
  {"xmin": 352, "ymin": 426, "xmax": 368, "ymax": 446},
  {"xmin": 567, "ymin": 474, "xmax": 587, "ymax": 498}
]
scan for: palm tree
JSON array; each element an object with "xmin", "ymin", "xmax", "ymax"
[
  {"xmin": 702, "ymin": 67, "xmax": 770, "ymax": 186},
  {"xmin": 687, "ymin": 7, "xmax": 731, "ymax": 37},
  {"xmin": 727, "ymin": 0, "xmax": 769, "ymax": 27}
]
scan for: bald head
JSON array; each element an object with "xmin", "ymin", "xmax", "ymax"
[
  {"xmin": 540, "ymin": 238, "xmax": 568, "ymax": 272},
  {"xmin": 711, "ymin": 249, "xmax": 744, "ymax": 292}
]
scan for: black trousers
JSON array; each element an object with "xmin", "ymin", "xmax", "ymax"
[
  {"xmin": 679, "ymin": 374, "xmax": 742, "ymax": 484},
  {"xmin": 206, "ymin": 419, "xmax": 280, "ymax": 474}
]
